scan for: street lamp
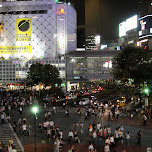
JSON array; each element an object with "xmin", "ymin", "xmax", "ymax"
[
  {"xmin": 32, "ymin": 106, "xmax": 39, "ymax": 152},
  {"xmin": 144, "ymin": 88, "xmax": 149, "ymax": 95}
]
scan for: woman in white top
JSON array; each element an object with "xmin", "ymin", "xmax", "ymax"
[
  {"xmin": 88, "ymin": 143, "xmax": 94, "ymax": 152},
  {"xmin": 119, "ymin": 130, "xmax": 124, "ymax": 144},
  {"xmin": 8, "ymin": 143, "xmax": 13, "ymax": 152},
  {"xmin": 126, "ymin": 131, "xmax": 130, "ymax": 145},
  {"xmin": 104, "ymin": 143, "xmax": 110, "ymax": 152},
  {"xmin": 92, "ymin": 131, "xmax": 97, "ymax": 139}
]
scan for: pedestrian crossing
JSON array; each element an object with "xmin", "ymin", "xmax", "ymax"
[
  {"xmin": 0, "ymin": 120, "xmax": 24, "ymax": 152},
  {"xmin": 46, "ymin": 106, "xmax": 87, "ymax": 114}
]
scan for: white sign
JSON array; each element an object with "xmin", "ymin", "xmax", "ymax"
[
  {"xmin": 57, "ymin": 15, "xmax": 66, "ymax": 55},
  {"xmin": 95, "ymin": 35, "xmax": 100, "ymax": 48},
  {"xmin": 119, "ymin": 21, "xmax": 126, "ymax": 37},
  {"xmin": 126, "ymin": 15, "xmax": 138, "ymax": 32}
]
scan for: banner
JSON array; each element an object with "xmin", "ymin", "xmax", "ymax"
[
  {"xmin": 0, "ymin": 46, "xmax": 31, "ymax": 54},
  {"xmin": 16, "ymin": 18, "xmax": 31, "ymax": 41},
  {"xmin": 0, "ymin": 21, "xmax": 4, "ymax": 42}
]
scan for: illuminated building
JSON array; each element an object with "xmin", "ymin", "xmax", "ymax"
[
  {"xmin": 0, "ymin": 0, "xmax": 76, "ymax": 83},
  {"xmin": 118, "ymin": 15, "xmax": 139, "ymax": 48}
]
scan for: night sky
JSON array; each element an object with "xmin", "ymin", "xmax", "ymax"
[
  {"xmin": 70, "ymin": 0, "xmax": 138, "ymax": 41},
  {"xmin": 102, "ymin": 0, "xmax": 138, "ymax": 40}
]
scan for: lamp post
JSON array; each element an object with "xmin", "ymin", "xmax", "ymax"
[
  {"xmin": 32, "ymin": 106, "xmax": 39, "ymax": 152},
  {"xmin": 144, "ymin": 87, "xmax": 150, "ymax": 109}
]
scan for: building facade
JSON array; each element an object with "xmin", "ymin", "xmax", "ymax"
[
  {"xmin": 0, "ymin": 0, "xmax": 76, "ymax": 83},
  {"xmin": 66, "ymin": 50, "xmax": 118, "ymax": 91}
]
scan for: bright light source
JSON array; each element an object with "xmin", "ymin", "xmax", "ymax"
[
  {"xmin": 0, "ymin": 5, "xmax": 2, "ymax": 7},
  {"xmin": 68, "ymin": 2, "xmax": 70, "ymax": 5},
  {"xmin": 32, "ymin": 106, "xmax": 38, "ymax": 114},
  {"xmin": 144, "ymin": 88, "xmax": 149, "ymax": 94}
]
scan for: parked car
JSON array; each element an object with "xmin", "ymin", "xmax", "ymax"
[{"xmin": 79, "ymin": 98, "xmax": 90, "ymax": 105}]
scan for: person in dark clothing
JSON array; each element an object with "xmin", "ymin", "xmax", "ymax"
[{"xmin": 136, "ymin": 130, "xmax": 142, "ymax": 146}]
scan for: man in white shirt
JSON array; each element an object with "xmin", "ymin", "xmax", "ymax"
[
  {"xmin": 97, "ymin": 122, "xmax": 101, "ymax": 131},
  {"xmin": 12, "ymin": 146, "xmax": 17, "ymax": 152},
  {"xmin": 22, "ymin": 124, "xmax": 27, "ymax": 136},
  {"xmin": 68, "ymin": 130, "xmax": 73, "ymax": 144},
  {"xmin": 110, "ymin": 135, "xmax": 116, "ymax": 152},
  {"xmin": 50, "ymin": 120, "xmax": 54, "ymax": 127}
]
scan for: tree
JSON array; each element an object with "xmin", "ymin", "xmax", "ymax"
[
  {"xmin": 27, "ymin": 63, "xmax": 62, "ymax": 86},
  {"xmin": 112, "ymin": 47, "xmax": 152, "ymax": 85}
]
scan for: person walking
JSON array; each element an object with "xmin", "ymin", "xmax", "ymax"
[
  {"xmin": 110, "ymin": 135, "xmax": 116, "ymax": 152},
  {"xmin": 143, "ymin": 114, "xmax": 147, "ymax": 126},
  {"xmin": 80, "ymin": 122, "xmax": 84, "ymax": 134},
  {"xmin": 92, "ymin": 130, "xmax": 97, "ymax": 140},
  {"xmin": 88, "ymin": 123, "xmax": 93, "ymax": 136},
  {"xmin": 103, "ymin": 126, "xmax": 107, "ymax": 139},
  {"xmin": 68, "ymin": 130, "xmax": 74, "ymax": 144},
  {"xmin": 47, "ymin": 128, "xmax": 51, "ymax": 141},
  {"xmin": 104, "ymin": 143, "xmax": 110, "ymax": 152},
  {"xmin": 107, "ymin": 126, "xmax": 111, "ymax": 137},
  {"xmin": 136, "ymin": 130, "xmax": 142, "ymax": 146},
  {"xmin": 65, "ymin": 109, "xmax": 69, "ymax": 117},
  {"xmin": 88, "ymin": 143, "xmax": 94, "ymax": 152},
  {"xmin": 8, "ymin": 143, "xmax": 13, "ymax": 152},
  {"xmin": 126, "ymin": 131, "xmax": 130, "ymax": 145}
]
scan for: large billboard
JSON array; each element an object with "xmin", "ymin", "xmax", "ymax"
[
  {"xmin": 16, "ymin": 18, "xmax": 31, "ymax": 41},
  {"xmin": 119, "ymin": 21, "xmax": 126, "ymax": 37},
  {"xmin": 126, "ymin": 15, "xmax": 138, "ymax": 32},
  {"xmin": 139, "ymin": 15, "xmax": 152, "ymax": 38}
]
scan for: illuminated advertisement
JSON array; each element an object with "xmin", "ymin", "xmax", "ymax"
[
  {"xmin": 16, "ymin": 18, "xmax": 31, "ymax": 41},
  {"xmin": 95, "ymin": 35, "xmax": 100, "ymax": 48},
  {"xmin": 139, "ymin": 15, "xmax": 152, "ymax": 38},
  {"xmin": 57, "ymin": 15, "xmax": 66, "ymax": 55},
  {"xmin": 0, "ymin": 21, "xmax": 4, "ymax": 42},
  {"xmin": 56, "ymin": 5, "xmax": 66, "ymax": 14},
  {"xmin": 126, "ymin": 15, "xmax": 138, "ymax": 32},
  {"xmin": 0, "ymin": 46, "xmax": 31, "ymax": 54},
  {"xmin": 119, "ymin": 21, "xmax": 126, "ymax": 37}
]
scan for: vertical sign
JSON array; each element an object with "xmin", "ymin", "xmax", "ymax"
[
  {"xmin": 16, "ymin": 18, "xmax": 31, "ymax": 41},
  {"xmin": 57, "ymin": 5, "xmax": 66, "ymax": 55},
  {"xmin": 57, "ymin": 16, "xmax": 65, "ymax": 54}
]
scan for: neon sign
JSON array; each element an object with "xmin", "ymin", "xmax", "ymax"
[{"xmin": 56, "ymin": 5, "xmax": 66, "ymax": 14}]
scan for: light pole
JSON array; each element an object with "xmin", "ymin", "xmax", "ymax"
[{"xmin": 32, "ymin": 106, "xmax": 39, "ymax": 152}]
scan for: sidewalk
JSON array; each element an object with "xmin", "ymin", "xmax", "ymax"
[
  {"xmin": 24, "ymin": 144, "xmax": 147, "ymax": 152},
  {"xmin": 112, "ymin": 115, "xmax": 152, "ymax": 130}
]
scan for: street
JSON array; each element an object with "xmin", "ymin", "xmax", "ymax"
[{"xmin": 9, "ymin": 101, "xmax": 152, "ymax": 152}]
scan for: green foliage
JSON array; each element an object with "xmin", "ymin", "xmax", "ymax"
[
  {"xmin": 27, "ymin": 63, "xmax": 62, "ymax": 86},
  {"xmin": 112, "ymin": 47, "xmax": 152, "ymax": 84}
]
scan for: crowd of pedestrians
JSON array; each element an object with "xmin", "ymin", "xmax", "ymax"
[
  {"xmin": 0, "ymin": 93, "xmax": 31, "ymax": 152},
  {"xmin": 0, "ymin": 92, "xmax": 149, "ymax": 152}
]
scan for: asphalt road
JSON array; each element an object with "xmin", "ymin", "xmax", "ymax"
[{"xmin": 10, "ymin": 102, "xmax": 152, "ymax": 150}]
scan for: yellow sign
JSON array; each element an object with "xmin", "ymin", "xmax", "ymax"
[
  {"xmin": 0, "ymin": 46, "xmax": 31, "ymax": 54},
  {"xmin": 16, "ymin": 18, "xmax": 31, "ymax": 41}
]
